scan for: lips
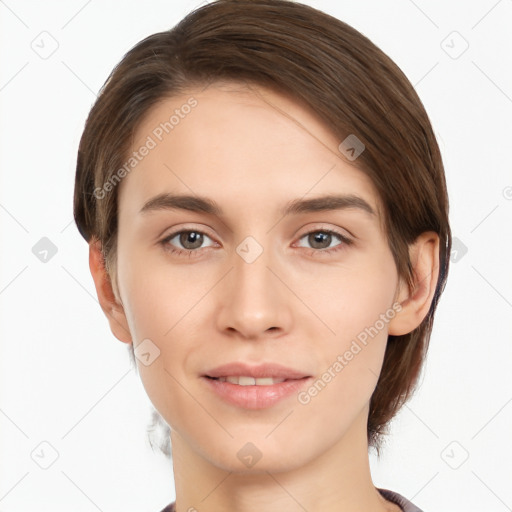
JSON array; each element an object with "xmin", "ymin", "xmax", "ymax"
[
  {"xmin": 204, "ymin": 362, "xmax": 310, "ymax": 381},
  {"xmin": 214, "ymin": 376, "xmax": 286, "ymax": 385},
  {"xmin": 202, "ymin": 362, "xmax": 313, "ymax": 409}
]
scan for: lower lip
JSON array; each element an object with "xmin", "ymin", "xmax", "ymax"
[{"xmin": 202, "ymin": 376, "xmax": 312, "ymax": 410}]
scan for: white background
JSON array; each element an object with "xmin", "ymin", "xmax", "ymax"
[{"xmin": 1, "ymin": 0, "xmax": 511, "ymax": 511}]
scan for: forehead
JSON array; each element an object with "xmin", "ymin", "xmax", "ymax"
[{"xmin": 119, "ymin": 82, "xmax": 383, "ymax": 223}]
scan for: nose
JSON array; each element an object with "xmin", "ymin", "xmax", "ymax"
[{"xmin": 216, "ymin": 240, "xmax": 292, "ymax": 340}]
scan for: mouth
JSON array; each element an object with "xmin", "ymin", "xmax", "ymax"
[
  {"xmin": 201, "ymin": 362, "xmax": 312, "ymax": 408},
  {"xmin": 204, "ymin": 375, "xmax": 308, "ymax": 386},
  {"xmin": 202, "ymin": 374, "xmax": 313, "ymax": 409},
  {"xmin": 204, "ymin": 362, "xmax": 310, "ymax": 381}
]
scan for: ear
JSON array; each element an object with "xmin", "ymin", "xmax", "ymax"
[
  {"xmin": 388, "ymin": 231, "xmax": 440, "ymax": 336},
  {"xmin": 88, "ymin": 239, "xmax": 132, "ymax": 344}
]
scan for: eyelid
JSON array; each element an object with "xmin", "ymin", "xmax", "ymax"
[
  {"xmin": 159, "ymin": 223, "xmax": 218, "ymax": 242},
  {"xmin": 295, "ymin": 223, "xmax": 353, "ymax": 241}
]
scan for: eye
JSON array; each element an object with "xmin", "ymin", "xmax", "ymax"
[
  {"xmin": 159, "ymin": 227, "xmax": 353, "ymax": 258},
  {"xmin": 160, "ymin": 229, "xmax": 216, "ymax": 256},
  {"xmin": 296, "ymin": 229, "xmax": 352, "ymax": 255}
]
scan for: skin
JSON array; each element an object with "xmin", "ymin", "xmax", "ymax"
[{"xmin": 89, "ymin": 81, "xmax": 439, "ymax": 512}]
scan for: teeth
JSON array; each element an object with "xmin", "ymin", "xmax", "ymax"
[{"xmin": 217, "ymin": 376, "xmax": 286, "ymax": 385}]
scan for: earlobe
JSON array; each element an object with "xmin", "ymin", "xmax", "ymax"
[
  {"xmin": 388, "ymin": 232, "xmax": 440, "ymax": 336},
  {"xmin": 88, "ymin": 239, "xmax": 132, "ymax": 344}
]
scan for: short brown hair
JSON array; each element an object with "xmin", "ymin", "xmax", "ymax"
[{"xmin": 73, "ymin": 0, "xmax": 451, "ymax": 452}]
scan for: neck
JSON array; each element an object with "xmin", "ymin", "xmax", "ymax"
[{"xmin": 170, "ymin": 406, "xmax": 398, "ymax": 512}]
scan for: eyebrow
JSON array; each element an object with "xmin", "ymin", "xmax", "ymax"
[{"xmin": 139, "ymin": 192, "xmax": 376, "ymax": 218}]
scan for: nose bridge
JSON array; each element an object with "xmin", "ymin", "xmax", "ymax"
[{"xmin": 217, "ymin": 234, "xmax": 290, "ymax": 338}]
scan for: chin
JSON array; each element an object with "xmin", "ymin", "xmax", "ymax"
[{"xmin": 200, "ymin": 436, "xmax": 316, "ymax": 475}]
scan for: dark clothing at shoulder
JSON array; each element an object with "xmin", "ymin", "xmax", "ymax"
[
  {"xmin": 378, "ymin": 488, "xmax": 424, "ymax": 511},
  {"xmin": 159, "ymin": 488, "xmax": 424, "ymax": 512}
]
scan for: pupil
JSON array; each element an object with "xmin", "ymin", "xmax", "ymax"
[
  {"xmin": 311, "ymin": 232, "xmax": 330, "ymax": 249},
  {"xmin": 181, "ymin": 232, "xmax": 203, "ymax": 249}
]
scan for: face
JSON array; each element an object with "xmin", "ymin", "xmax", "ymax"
[{"xmin": 114, "ymin": 81, "xmax": 402, "ymax": 473}]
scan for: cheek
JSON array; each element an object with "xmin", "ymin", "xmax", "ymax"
[
  {"xmin": 293, "ymin": 274, "xmax": 397, "ymax": 439},
  {"xmin": 299, "ymin": 253, "xmax": 398, "ymax": 343},
  {"xmin": 116, "ymin": 239, "xmax": 202, "ymax": 338},
  {"xmin": 116, "ymin": 249, "xmax": 214, "ymax": 403},
  {"xmin": 300, "ymin": 255, "xmax": 399, "ymax": 391}
]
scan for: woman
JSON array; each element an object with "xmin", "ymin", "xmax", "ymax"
[{"xmin": 73, "ymin": 1, "xmax": 451, "ymax": 510}]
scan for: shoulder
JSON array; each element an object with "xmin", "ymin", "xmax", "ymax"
[{"xmin": 377, "ymin": 487, "xmax": 425, "ymax": 512}]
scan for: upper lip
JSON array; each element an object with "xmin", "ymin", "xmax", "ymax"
[{"xmin": 204, "ymin": 362, "xmax": 310, "ymax": 380}]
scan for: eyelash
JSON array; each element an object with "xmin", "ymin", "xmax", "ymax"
[{"xmin": 159, "ymin": 227, "xmax": 353, "ymax": 258}]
